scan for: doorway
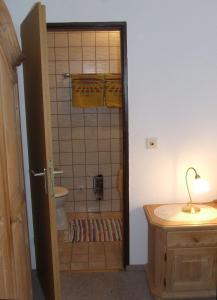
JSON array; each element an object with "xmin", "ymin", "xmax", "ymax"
[{"xmin": 47, "ymin": 22, "xmax": 129, "ymax": 272}]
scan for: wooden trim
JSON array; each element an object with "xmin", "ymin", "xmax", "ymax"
[
  {"xmin": 47, "ymin": 21, "xmax": 130, "ymax": 266},
  {"xmin": 0, "ymin": 0, "xmax": 23, "ymax": 66}
]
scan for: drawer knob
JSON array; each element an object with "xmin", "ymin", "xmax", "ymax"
[{"xmin": 193, "ymin": 237, "xmax": 199, "ymax": 243}]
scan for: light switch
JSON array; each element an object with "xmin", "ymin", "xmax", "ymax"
[{"xmin": 146, "ymin": 137, "xmax": 157, "ymax": 149}]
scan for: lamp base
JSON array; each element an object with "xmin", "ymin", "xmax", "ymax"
[{"xmin": 182, "ymin": 203, "xmax": 201, "ymax": 214}]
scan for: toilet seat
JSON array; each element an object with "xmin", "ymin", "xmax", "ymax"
[{"xmin": 54, "ymin": 186, "xmax": 69, "ymax": 198}]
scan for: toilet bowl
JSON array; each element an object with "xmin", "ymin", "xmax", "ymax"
[{"xmin": 54, "ymin": 186, "xmax": 69, "ymax": 230}]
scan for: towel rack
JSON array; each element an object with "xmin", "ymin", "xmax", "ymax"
[{"xmin": 63, "ymin": 72, "xmax": 121, "ymax": 79}]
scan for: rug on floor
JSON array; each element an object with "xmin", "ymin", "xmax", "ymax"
[{"xmin": 64, "ymin": 218, "xmax": 123, "ymax": 243}]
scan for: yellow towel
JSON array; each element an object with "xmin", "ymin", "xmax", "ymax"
[
  {"xmin": 105, "ymin": 74, "xmax": 122, "ymax": 108},
  {"xmin": 71, "ymin": 74, "xmax": 104, "ymax": 108}
]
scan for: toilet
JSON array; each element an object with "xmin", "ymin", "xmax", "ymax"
[{"xmin": 54, "ymin": 186, "xmax": 69, "ymax": 230}]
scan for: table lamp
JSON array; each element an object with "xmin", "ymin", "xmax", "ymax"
[{"xmin": 182, "ymin": 167, "xmax": 210, "ymax": 214}]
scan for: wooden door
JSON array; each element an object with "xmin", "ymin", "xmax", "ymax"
[
  {"xmin": 166, "ymin": 247, "xmax": 217, "ymax": 292},
  {"xmin": 0, "ymin": 1, "xmax": 33, "ymax": 295},
  {"xmin": 21, "ymin": 3, "xmax": 61, "ymax": 300}
]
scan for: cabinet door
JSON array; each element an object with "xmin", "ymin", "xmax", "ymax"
[{"xmin": 166, "ymin": 247, "xmax": 217, "ymax": 292}]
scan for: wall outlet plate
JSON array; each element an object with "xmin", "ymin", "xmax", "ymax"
[{"xmin": 146, "ymin": 137, "xmax": 157, "ymax": 149}]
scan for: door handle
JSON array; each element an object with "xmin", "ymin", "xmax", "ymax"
[
  {"xmin": 30, "ymin": 169, "xmax": 45, "ymax": 177},
  {"xmin": 30, "ymin": 168, "xmax": 47, "ymax": 193},
  {"xmin": 53, "ymin": 170, "xmax": 63, "ymax": 176}
]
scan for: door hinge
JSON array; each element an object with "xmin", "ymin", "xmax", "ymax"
[
  {"xmin": 164, "ymin": 252, "xmax": 167, "ymax": 261},
  {"xmin": 163, "ymin": 278, "xmax": 166, "ymax": 288}
]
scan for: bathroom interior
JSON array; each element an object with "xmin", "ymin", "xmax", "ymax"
[{"xmin": 47, "ymin": 28, "xmax": 125, "ymax": 272}]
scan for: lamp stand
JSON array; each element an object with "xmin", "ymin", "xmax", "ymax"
[
  {"xmin": 182, "ymin": 203, "xmax": 200, "ymax": 214},
  {"xmin": 182, "ymin": 167, "xmax": 201, "ymax": 214}
]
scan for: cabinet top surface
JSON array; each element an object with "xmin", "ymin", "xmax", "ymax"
[{"xmin": 144, "ymin": 202, "xmax": 217, "ymax": 230}]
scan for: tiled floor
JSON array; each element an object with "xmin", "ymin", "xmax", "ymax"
[{"xmin": 58, "ymin": 212, "xmax": 123, "ymax": 271}]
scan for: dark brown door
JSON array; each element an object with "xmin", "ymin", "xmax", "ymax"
[{"xmin": 21, "ymin": 3, "xmax": 61, "ymax": 300}]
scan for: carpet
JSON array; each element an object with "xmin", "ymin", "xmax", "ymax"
[{"xmin": 65, "ymin": 218, "xmax": 123, "ymax": 243}]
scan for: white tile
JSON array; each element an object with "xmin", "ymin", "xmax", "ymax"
[
  {"xmin": 111, "ymin": 139, "xmax": 121, "ymax": 151},
  {"xmin": 72, "ymin": 140, "xmax": 85, "ymax": 153},
  {"xmin": 75, "ymin": 202, "xmax": 87, "ymax": 212},
  {"xmin": 69, "ymin": 32, "xmax": 82, "ymax": 46},
  {"xmin": 84, "ymin": 114, "xmax": 97, "ymax": 127},
  {"xmin": 58, "ymin": 102, "xmax": 71, "ymax": 114},
  {"xmin": 57, "ymin": 88, "xmax": 71, "ymax": 101},
  {"xmin": 55, "ymin": 61, "xmax": 69, "ymax": 74},
  {"xmin": 111, "ymin": 164, "xmax": 120, "ymax": 175},
  {"xmin": 74, "ymin": 177, "xmax": 86, "ymax": 189},
  {"xmin": 54, "ymin": 33, "xmax": 68, "ymax": 47},
  {"xmin": 98, "ymin": 114, "xmax": 110, "ymax": 126},
  {"xmin": 87, "ymin": 201, "xmax": 100, "ymax": 212},
  {"xmin": 98, "ymin": 127, "xmax": 110, "ymax": 139},
  {"xmin": 86, "ymin": 164, "xmax": 98, "ymax": 177},
  {"xmin": 71, "ymin": 114, "xmax": 84, "ymax": 127},
  {"xmin": 103, "ymin": 189, "xmax": 112, "ymax": 200},
  {"xmin": 82, "ymin": 31, "xmax": 95, "ymax": 46},
  {"xmin": 59, "ymin": 140, "xmax": 72, "ymax": 152},
  {"xmin": 51, "ymin": 102, "xmax": 57, "ymax": 114},
  {"xmin": 52, "ymin": 141, "xmax": 59, "ymax": 153},
  {"xmin": 64, "ymin": 202, "xmax": 75, "ymax": 212},
  {"xmin": 58, "ymin": 128, "xmax": 71, "ymax": 140},
  {"xmin": 111, "ymin": 127, "xmax": 121, "ymax": 139},
  {"xmin": 112, "ymin": 200, "xmax": 121, "ymax": 212},
  {"xmin": 74, "ymin": 189, "xmax": 86, "ymax": 201},
  {"xmin": 104, "ymin": 176, "xmax": 112, "ymax": 188},
  {"xmin": 109, "ymin": 47, "xmax": 121, "ymax": 60},
  {"xmin": 86, "ymin": 152, "xmax": 98, "ymax": 164},
  {"xmin": 85, "ymin": 127, "xmax": 98, "ymax": 139},
  {"xmin": 73, "ymin": 165, "xmax": 86, "ymax": 177},
  {"xmin": 109, "ymin": 31, "xmax": 120, "ymax": 46},
  {"xmin": 111, "ymin": 113, "xmax": 120, "ymax": 126},
  {"xmin": 112, "ymin": 188, "xmax": 120, "ymax": 200},
  {"xmin": 47, "ymin": 33, "xmax": 54, "ymax": 47},
  {"xmin": 60, "ymin": 153, "xmax": 72, "ymax": 165},
  {"xmin": 56, "ymin": 75, "xmax": 70, "ymax": 88},
  {"xmin": 111, "ymin": 151, "xmax": 121, "ymax": 164},
  {"xmin": 58, "ymin": 115, "xmax": 71, "ymax": 127},
  {"xmin": 96, "ymin": 32, "xmax": 109, "ymax": 46},
  {"xmin": 86, "ymin": 189, "xmax": 96, "ymax": 201},
  {"xmin": 100, "ymin": 200, "xmax": 111, "ymax": 212},
  {"xmin": 61, "ymin": 177, "xmax": 74, "ymax": 189},
  {"xmin": 53, "ymin": 153, "xmax": 60, "ymax": 165},
  {"xmin": 52, "ymin": 128, "xmax": 58, "ymax": 140},
  {"xmin": 73, "ymin": 153, "xmax": 85, "ymax": 164},
  {"xmin": 85, "ymin": 140, "xmax": 98, "ymax": 152},
  {"xmin": 51, "ymin": 115, "xmax": 58, "ymax": 127},
  {"xmin": 99, "ymin": 152, "xmax": 111, "ymax": 164},
  {"xmin": 71, "ymin": 127, "xmax": 85, "ymax": 139},
  {"xmin": 99, "ymin": 164, "xmax": 112, "ymax": 176},
  {"xmin": 60, "ymin": 165, "xmax": 73, "ymax": 178},
  {"xmin": 98, "ymin": 139, "xmax": 110, "ymax": 151}
]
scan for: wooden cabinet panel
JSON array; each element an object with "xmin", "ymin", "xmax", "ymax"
[
  {"xmin": 167, "ymin": 230, "xmax": 217, "ymax": 248},
  {"xmin": 0, "ymin": 1, "xmax": 32, "ymax": 298},
  {"xmin": 166, "ymin": 247, "xmax": 217, "ymax": 292},
  {"xmin": 144, "ymin": 204, "xmax": 217, "ymax": 300}
]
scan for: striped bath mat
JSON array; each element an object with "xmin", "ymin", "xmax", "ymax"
[{"xmin": 65, "ymin": 218, "xmax": 123, "ymax": 243}]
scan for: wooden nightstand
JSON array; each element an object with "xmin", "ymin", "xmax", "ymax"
[{"xmin": 144, "ymin": 203, "xmax": 217, "ymax": 300}]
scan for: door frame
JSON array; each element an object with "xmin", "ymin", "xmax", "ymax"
[{"xmin": 47, "ymin": 21, "xmax": 129, "ymax": 266}]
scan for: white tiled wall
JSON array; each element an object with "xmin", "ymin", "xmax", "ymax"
[{"xmin": 48, "ymin": 30, "xmax": 123, "ymax": 213}]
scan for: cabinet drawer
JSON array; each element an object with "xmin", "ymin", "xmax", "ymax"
[{"xmin": 167, "ymin": 230, "xmax": 217, "ymax": 248}]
